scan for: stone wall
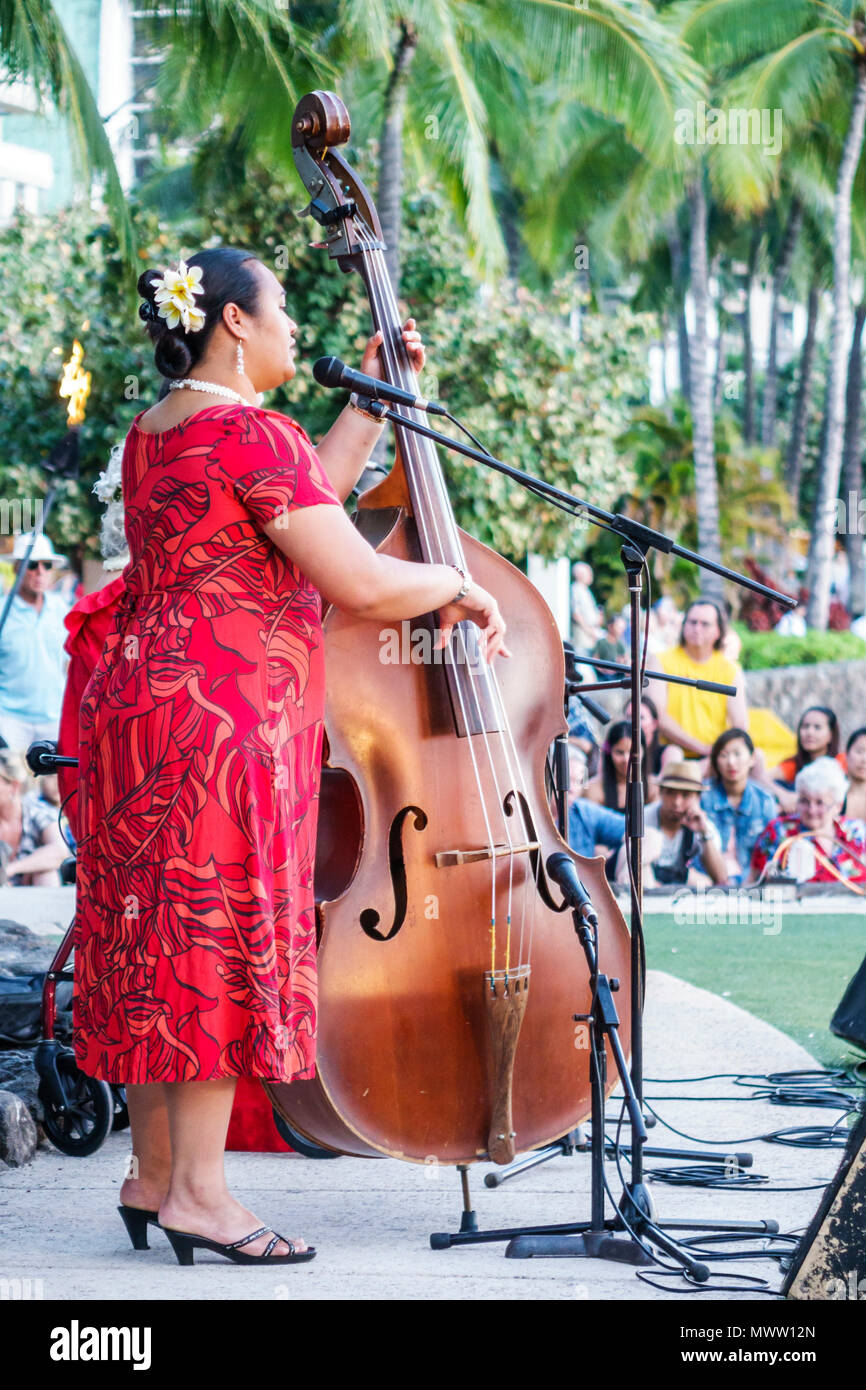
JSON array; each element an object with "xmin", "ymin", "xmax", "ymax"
[
  {"xmin": 579, "ymin": 658, "xmax": 866, "ymax": 744},
  {"xmin": 743, "ymin": 659, "xmax": 866, "ymax": 743}
]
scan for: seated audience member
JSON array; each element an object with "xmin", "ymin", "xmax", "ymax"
[
  {"xmin": 614, "ymin": 760, "xmax": 726, "ymax": 888},
  {"xmin": 648, "ymin": 598, "xmax": 748, "ymax": 763},
  {"xmin": 749, "ymin": 757, "xmax": 866, "ymax": 888},
  {"xmin": 843, "ymin": 727, "xmax": 866, "ymax": 823},
  {"xmin": 623, "ymin": 694, "xmax": 663, "ymax": 777},
  {"xmin": 701, "ymin": 729, "xmax": 778, "ymax": 885},
  {"xmin": 0, "ymin": 749, "xmax": 67, "ymax": 886},
  {"xmin": 571, "ymin": 561, "xmax": 603, "ymax": 656},
  {"xmin": 775, "ymin": 604, "xmax": 807, "ymax": 637},
  {"xmin": 566, "ymin": 698, "xmax": 600, "ymax": 778},
  {"xmin": 652, "ymin": 595, "xmax": 682, "ymax": 652},
  {"xmin": 567, "ymin": 741, "xmax": 626, "ymax": 863},
  {"xmin": 584, "ymin": 719, "xmax": 657, "ymax": 812},
  {"xmin": 768, "ymin": 705, "xmax": 846, "ymax": 812},
  {"xmin": 591, "ymin": 613, "xmax": 627, "ymax": 680}
]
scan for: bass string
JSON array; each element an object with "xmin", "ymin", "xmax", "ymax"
[
  {"xmin": 361, "ymin": 231, "xmax": 538, "ymax": 975},
  {"xmin": 358, "ymin": 234, "xmax": 518, "ymax": 969},
  {"xmin": 359, "ymin": 237, "xmax": 510, "ymax": 970},
  {"xmin": 366, "ymin": 238, "xmax": 542, "ymax": 976},
  {"xmin": 367, "ymin": 245, "xmax": 544, "ymax": 974}
]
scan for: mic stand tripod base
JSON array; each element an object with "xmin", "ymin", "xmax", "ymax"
[
  {"xmin": 502, "ymin": 953, "xmax": 653, "ymax": 1268},
  {"xmin": 505, "ymin": 1231, "xmax": 652, "ymax": 1264}
]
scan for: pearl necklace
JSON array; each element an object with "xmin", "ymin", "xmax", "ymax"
[{"xmin": 169, "ymin": 378, "xmax": 251, "ymax": 406}]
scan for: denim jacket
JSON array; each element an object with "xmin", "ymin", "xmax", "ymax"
[{"xmin": 700, "ymin": 779, "xmax": 778, "ymax": 883}]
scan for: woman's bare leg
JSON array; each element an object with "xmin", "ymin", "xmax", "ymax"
[
  {"xmin": 157, "ymin": 1078, "xmax": 307, "ymax": 1256},
  {"xmin": 120, "ymin": 1082, "xmax": 172, "ymax": 1211}
]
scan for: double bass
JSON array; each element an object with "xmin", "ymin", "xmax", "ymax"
[{"xmin": 266, "ymin": 91, "xmax": 631, "ymax": 1166}]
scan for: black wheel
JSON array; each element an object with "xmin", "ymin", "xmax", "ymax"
[
  {"xmin": 39, "ymin": 1055, "xmax": 114, "ymax": 1157},
  {"xmin": 271, "ymin": 1108, "xmax": 342, "ymax": 1158},
  {"xmin": 111, "ymin": 1085, "xmax": 130, "ymax": 1131}
]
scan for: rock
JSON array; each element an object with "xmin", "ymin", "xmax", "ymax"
[
  {"xmin": 0, "ymin": 1049, "xmax": 43, "ymax": 1123},
  {"xmin": 0, "ymin": 920, "xmax": 73, "ymax": 1044},
  {"xmin": 0, "ymin": 919, "xmax": 60, "ymax": 975},
  {"xmin": 743, "ymin": 658, "xmax": 866, "ymax": 745},
  {"xmin": 0, "ymin": 1088, "xmax": 38, "ymax": 1166}
]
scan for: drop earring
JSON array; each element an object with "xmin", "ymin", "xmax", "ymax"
[{"xmin": 236, "ymin": 338, "xmax": 245, "ymax": 376}]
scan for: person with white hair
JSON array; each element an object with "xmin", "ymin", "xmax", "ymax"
[{"xmin": 748, "ymin": 756, "xmax": 866, "ymax": 887}]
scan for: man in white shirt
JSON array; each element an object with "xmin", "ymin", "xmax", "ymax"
[{"xmin": 0, "ymin": 532, "xmax": 70, "ymax": 752}]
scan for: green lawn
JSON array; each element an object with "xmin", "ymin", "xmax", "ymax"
[{"xmin": 643, "ymin": 912, "xmax": 866, "ymax": 1069}]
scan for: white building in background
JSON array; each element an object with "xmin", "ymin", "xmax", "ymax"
[
  {"xmin": 0, "ymin": 78, "xmax": 54, "ymax": 219},
  {"xmin": 0, "ymin": 0, "xmax": 136, "ymax": 225}
]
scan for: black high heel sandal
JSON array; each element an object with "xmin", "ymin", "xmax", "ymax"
[
  {"xmin": 117, "ymin": 1204, "xmax": 161, "ymax": 1250},
  {"xmin": 162, "ymin": 1224, "xmax": 316, "ymax": 1266}
]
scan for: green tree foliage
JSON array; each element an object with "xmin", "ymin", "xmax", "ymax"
[
  {"xmin": 0, "ymin": 164, "xmax": 652, "ymax": 567},
  {"xmin": 0, "ymin": 204, "xmax": 162, "ymax": 557},
  {"xmin": 587, "ymin": 400, "xmax": 794, "ymax": 608}
]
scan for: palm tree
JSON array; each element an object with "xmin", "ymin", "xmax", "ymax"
[
  {"xmin": 761, "ymin": 194, "xmax": 803, "ymax": 447},
  {"xmin": 807, "ymin": 44, "xmax": 866, "ymax": 627},
  {"xmin": 785, "ymin": 278, "xmax": 822, "ymax": 497},
  {"xmin": 676, "ymin": 0, "xmax": 866, "ymax": 627},
  {"xmin": 327, "ymin": 0, "xmax": 706, "ymax": 287},
  {"xmin": 687, "ymin": 167, "xmax": 725, "ymax": 586},
  {"xmin": 741, "ymin": 221, "xmax": 762, "ymax": 444},
  {"xmin": 842, "ymin": 300, "xmax": 866, "ymax": 614}
]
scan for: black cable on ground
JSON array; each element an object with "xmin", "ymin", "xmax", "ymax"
[
  {"xmin": 641, "ymin": 1096, "xmax": 859, "ymax": 1149},
  {"xmin": 645, "ymin": 1163, "xmax": 831, "ymax": 1193},
  {"xmin": 636, "ymin": 1267, "xmax": 782, "ymax": 1295},
  {"xmin": 603, "ymin": 1099, "xmax": 782, "ymax": 1296}
]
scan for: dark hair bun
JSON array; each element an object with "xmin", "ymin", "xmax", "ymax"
[{"xmin": 154, "ymin": 334, "xmax": 193, "ymax": 380}]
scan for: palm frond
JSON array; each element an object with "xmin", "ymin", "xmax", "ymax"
[
  {"xmin": 708, "ymin": 36, "xmax": 850, "ymax": 212},
  {"xmin": 497, "ymin": 0, "xmax": 706, "ymax": 167},
  {"xmin": 401, "ymin": 0, "xmax": 505, "ymax": 273}
]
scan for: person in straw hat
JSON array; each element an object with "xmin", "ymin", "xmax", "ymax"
[{"xmin": 614, "ymin": 759, "xmax": 727, "ymax": 888}]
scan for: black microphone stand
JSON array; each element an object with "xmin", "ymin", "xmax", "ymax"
[{"xmin": 357, "ymin": 398, "xmax": 792, "ymax": 1274}]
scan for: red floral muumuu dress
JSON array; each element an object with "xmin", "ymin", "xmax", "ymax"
[{"xmin": 72, "ymin": 403, "xmax": 341, "ymax": 1084}]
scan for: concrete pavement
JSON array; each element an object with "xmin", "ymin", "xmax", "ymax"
[{"xmin": 0, "ymin": 970, "xmax": 843, "ymax": 1301}]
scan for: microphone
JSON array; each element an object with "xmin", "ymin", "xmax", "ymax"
[
  {"xmin": 26, "ymin": 739, "xmax": 78, "ymax": 774},
  {"xmin": 312, "ymin": 356, "xmax": 447, "ymax": 415},
  {"xmin": 546, "ymin": 852, "xmax": 599, "ymax": 926}
]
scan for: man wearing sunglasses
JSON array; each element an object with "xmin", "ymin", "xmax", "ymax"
[{"xmin": 0, "ymin": 532, "xmax": 70, "ymax": 753}]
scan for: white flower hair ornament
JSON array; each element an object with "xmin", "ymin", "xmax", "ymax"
[
  {"xmin": 93, "ymin": 442, "xmax": 129, "ymax": 571},
  {"xmin": 142, "ymin": 259, "xmax": 206, "ymax": 333}
]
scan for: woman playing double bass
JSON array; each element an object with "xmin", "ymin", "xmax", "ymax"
[{"xmin": 72, "ymin": 246, "xmax": 508, "ymax": 1266}]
